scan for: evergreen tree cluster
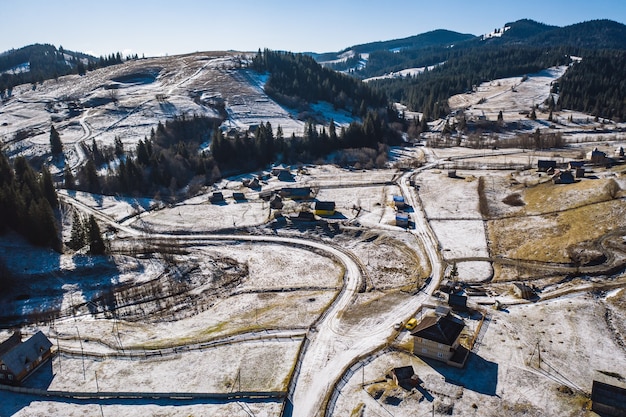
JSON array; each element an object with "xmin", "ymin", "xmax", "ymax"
[
  {"xmin": 557, "ymin": 50, "xmax": 626, "ymax": 122},
  {"xmin": 0, "ymin": 152, "xmax": 60, "ymax": 249},
  {"xmin": 68, "ymin": 212, "xmax": 105, "ymax": 255},
  {"xmin": 252, "ymin": 49, "xmax": 387, "ymax": 116}
]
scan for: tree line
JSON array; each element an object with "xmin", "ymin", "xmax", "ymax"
[
  {"xmin": 0, "ymin": 151, "xmax": 60, "ymax": 250},
  {"xmin": 251, "ymin": 49, "xmax": 388, "ymax": 117}
]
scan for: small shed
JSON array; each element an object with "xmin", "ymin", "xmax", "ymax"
[
  {"xmin": 537, "ymin": 160, "xmax": 557, "ymax": 172},
  {"xmin": 589, "ymin": 148, "xmax": 608, "ymax": 164},
  {"xmin": 568, "ymin": 161, "xmax": 585, "ymax": 170},
  {"xmin": 393, "ymin": 195, "xmax": 406, "ymax": 209},
  {"xmin": 390, "ymin": 366, "xmax": 420, "ymax": 390},
  {"xmin": 242, "ymin": 177, "xmax": 260, "ymax": 189},
  {"xmin": 396, "ymin": 213, "xmax": 409, "ymax": 228},
  {"xmin": 209, "ymin": 191, "xmax": 224, "ymax": 203},
  {"xmin": 575, "ymin": 167, "xmax": 585, "ymax": 178},
  {"xmin": 513, "ymin": 282, "xmax": 535, "ymax": 300},
  {"xmin": 447, "ymin": 169, "xmax": 457, "ymax": 178},
  {"xmin": 233, "ymin": 192, "xmax": 246, "ymax": 201},
  {"xmin": 314, "ymin": 201, "xmax": 336, "ymax": 216}
]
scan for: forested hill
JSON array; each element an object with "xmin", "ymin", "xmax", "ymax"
[
  {"xmin": 331, "ymin": 19, "xmax": 626, "ymax": 122},
  {"xmin": 0, "ymin": 44, "xmax": 135, "ymax": 97},
  {"xmin": 251, "ymin": 49, "xmax": 388, "ymax": 116}
]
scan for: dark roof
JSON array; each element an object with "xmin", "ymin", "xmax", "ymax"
[
  {"xmin": 314, "ymin": 201, "xmax": 335, "ymax": 211},
  {"xmin": 0, "ymin": 331, "xmax": 52, "ymax": 376},
  {"xmin": 448, "ymin": 294, "xmax": 467, "ymax": 308},
  {"xmin": 411, "ymin": 314, "xmax": 464, "ymax": 346},
  {"xmin": 538, "ymin": 160, "xmax": 557, "ymax": 167},
  {"xmin": 392, "ymin": 366, "xmax": 415, "ymax": 380}
]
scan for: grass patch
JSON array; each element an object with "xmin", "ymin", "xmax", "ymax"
[{"xmin": 489, "ymin": 199, "xmax": 625, "ymax": 262}]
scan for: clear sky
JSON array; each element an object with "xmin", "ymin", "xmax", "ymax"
[{"xmin": 2, "ymin": 0, "xmax": 626, "ymax": 57}]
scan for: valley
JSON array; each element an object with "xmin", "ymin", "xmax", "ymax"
[{"xmin": 0, "ymin": 49, "xmax": 625, "ymax": 417}]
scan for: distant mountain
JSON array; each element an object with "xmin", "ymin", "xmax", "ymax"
[
  {"xmin": 485, "ymin": 19, "xmax": 626, "ymax": 49},
  {"xmin": 312, "ymin": 29, "xmax": 476, "ymax": 71}
]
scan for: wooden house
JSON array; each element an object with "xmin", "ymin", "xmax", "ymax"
[
  {"xmin": 314, "ymin": 201, "xmax": 336, "ymax": 216},
  {"xmin": 0, "ymin": 331, "xmax": 53, "ymax": 385},
  {"xmin": 411, "ymin": 313, "xmax": 468, "ymax": 368},
  {"xmin": 277, "ymin": 170, "xmax": 294, "ymax": 182},
  {"xmin": 233, "ymin": 192, "xmax": 246, "ymax": 201},
  {"xmin": 537, "ymin": 160, "xmax": 557, "ymax": 172},
  {"xmin": 568, "ymin": 161, "xmax": 585, "ymax": 170}
]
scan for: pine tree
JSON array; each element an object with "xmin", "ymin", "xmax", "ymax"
[
  {"xmin": 50, "ymin": 125, "xmax": 63, "ymax": 155},
  {"xmin": 68, "ymin": 212, "xmax": 86, "ymax": 250},
  {"xmin": 63, "ymin": 166, "xmax": 76, "ymax": 189},
  {"xmin": 87, "ymin": 215, "xmax": 105, "ymax": 255},
  {"xmin": 40, "ymin": 165, "xmax": 58, "ymax": 208}
]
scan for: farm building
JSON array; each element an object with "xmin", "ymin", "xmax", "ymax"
[
  {"xmin": 314, "ymin": 201, "xmax": 336, "ymax": 216},
  {"xmin": 591, "ymin": 372, "xmax": 626, "ymax": 417},
  {"xmin": 0, "ymin": 331, "xmax": 53, "ymax": 386},
  {"xmin": 411, "ymin": 313, "xmax": 468, "ymax": 368},
  {"xmin": 537, "ymin": 160, "xmax": 557, "ymax": 172}
]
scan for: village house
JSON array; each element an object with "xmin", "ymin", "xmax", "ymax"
[
  {"xmin": 313, "ymin": 201, "xmax": 336, "ymax": 216},
  {"xmin": 232, "ymin": 192, "xmax": 246, "ymax": 201},
  {"xmin": 411, "ymin": 312, "xmax": 468, "ymax": 368},
  {"xmin": 0, "ymin": 331, "xmax": 53, "ymax": 386}
]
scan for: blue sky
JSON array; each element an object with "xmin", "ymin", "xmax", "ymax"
[{"xmin": 2, "ymin": 0, "xmax": 626, "ymax": 57}]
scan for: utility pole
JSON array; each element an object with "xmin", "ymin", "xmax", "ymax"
[{"xmin": 75, "ymin": 326, "xmax": 85, "ymax": 380}]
